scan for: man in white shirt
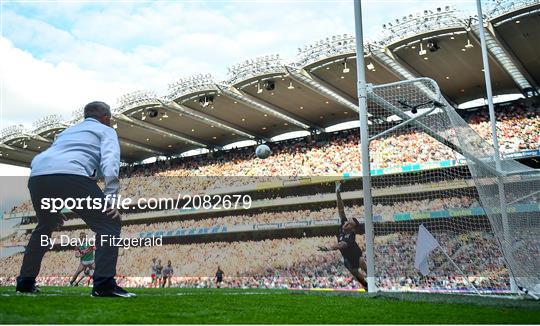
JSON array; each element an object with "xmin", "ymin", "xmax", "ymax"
[{"xmin": 16, "ymin": 101, "xmax": 135, "ymax": 297}]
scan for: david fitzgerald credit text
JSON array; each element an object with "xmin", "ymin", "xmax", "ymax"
[{"xmin": 41, "ymin": 234, "xmax": 163, "ymax": 249}]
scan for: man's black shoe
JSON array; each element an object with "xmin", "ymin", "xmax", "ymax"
[
  {"xmin": 16, "ymin": 285, "xmax": 40, "ymax": 294},
  {"xmin": 91, "ymin": 285, "xmax": 136, "ymax": 298}
]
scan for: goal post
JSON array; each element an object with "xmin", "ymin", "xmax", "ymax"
[
  {"xmin": 361, "ymin": 77, "xmax": 540, "ymax": 294},
  {"xmin": 353, "ymin": 0, "xmax": 377, "ymax": 293}
]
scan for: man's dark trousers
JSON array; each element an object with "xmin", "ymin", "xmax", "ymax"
[{"xmin": 17, "ymin": 174, "xmax": 121, "ymax": 291}]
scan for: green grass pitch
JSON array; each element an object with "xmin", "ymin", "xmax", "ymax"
[{"xmin": 0, "ymin": 287, "xmax": 539, "ymax": 324}]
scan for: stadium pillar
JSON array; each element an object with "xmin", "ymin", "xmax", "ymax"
[
  {"xmin": 353, "ymin": 0, "xmax": 376, "ymax": 293},
  {"xmin": 475, "ymin": 0, "xmax": 518, "ymax": 294}
]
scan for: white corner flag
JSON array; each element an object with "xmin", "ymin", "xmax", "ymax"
[{"xmin": 414, "ymin": 224, "xmax": 440, "ymax": 276}]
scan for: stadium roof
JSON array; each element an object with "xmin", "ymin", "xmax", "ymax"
[{"xmin": 1, "ymin": 0, "xmax": 539, "ymax": 166}]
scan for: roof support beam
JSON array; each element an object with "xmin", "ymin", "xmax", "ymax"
[
  {"xmin": 2, "ymin": 133, "xmax": 53, "ymax": 150},
  {"xmin": 0, "ymin": 143, "xmax": 40, "ymax": 156},
  {"xmin": 2, "ymin": 127, "xmax": 174, "ymax": 159},
  {"xmin": 17, "ymin": 129, "xmax": 159, "ymax": 155},
  {"xmin": 370, "ymin": 48, "xmax": 419, "ymax": 81},
  {"xmin": 29, "ymin": 134, "xmax": 55, "ymax": 144},
  {"xmin": 471, "ymin": 24, "xmax": 534, "ymax": 92},
  {"xmin": 160, "ymin": 100, "xmax": 267, "ymax": 141},
  {"xmin": 489, "ymin": 27, "xmax": 539, "ymax": 94},
  {"xmin": 114, "ymin": 114, "xmax": 211, "ymax": 148},
  {"xmin": 119, "ymin": 139, "xmax": 165, "ymax": 156},
  {"xmin": 284, "ymin": 65, "xmax": 359, "ymax": 113},
  {"xmin": 216, "ymin": 85, "xmax": 323, "ymax": 132},
  {"xmin": 33, "ymin": 136, "xmax": 52, "ymax": 144}
]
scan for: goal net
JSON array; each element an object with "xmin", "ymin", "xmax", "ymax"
[{"xmin": 364, "ymin": 78, "xmax": 539, "ymax": 294}]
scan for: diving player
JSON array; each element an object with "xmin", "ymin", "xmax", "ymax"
[{"xmin": 318, "ymin": 181, "xmax": 368, "ymax": 289}]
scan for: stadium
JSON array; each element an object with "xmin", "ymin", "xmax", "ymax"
[{"xmin": 0, "ymin": 0, "xmax": 539, "ymax": 324}]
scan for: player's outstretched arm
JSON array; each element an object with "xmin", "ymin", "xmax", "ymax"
[
  {"xmin": 318, "ymin": 241, "xmax": 347, "ymax": 252},
  {"xmin": 335, "ymin": 181, "xmax": 346, "ymax": 222}
]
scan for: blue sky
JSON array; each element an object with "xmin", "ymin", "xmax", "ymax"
[{"xmin": 0, "ymin": 0, "xmax": 480, "ymax": 180}]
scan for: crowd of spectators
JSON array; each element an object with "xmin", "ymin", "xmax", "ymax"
[
  {"xmin": 0, "ymin": 230, "xmax": 510, "ymax": 291},
  {"xmin": 374, "ymin": 231, "xmax": 509, "ymax": 291},
  {"xmin": 145, "ymin": 105, "xmax": 539, "ymax": 176},
  {"xmin": 6, "ymin": 201, "xmax": 33, "ymax": 215},
  {"xmin": 0, "ymin": 232, "xmax": 29, "ymax": 247},
  {"xmin": 467, "ymin": 103, "xmax": 539, "ymax": 153}
]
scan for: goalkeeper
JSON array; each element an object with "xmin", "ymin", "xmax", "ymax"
[{"xmin": 318, "ymin": 181, "xmax": 368, "ymax": 289}]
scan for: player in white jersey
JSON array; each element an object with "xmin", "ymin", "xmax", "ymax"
[{"xmin": 150, "ymin": 258, "xmax": 157, "ymax": 288}]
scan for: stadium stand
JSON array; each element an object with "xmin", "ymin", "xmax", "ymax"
[
  {"xmin": 0, "ymin": 231, "xmax": 508, "ymax": 291},
  {"xmin": 5, "ymin": 101, "xmax": 539, "ymax": 216}
]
